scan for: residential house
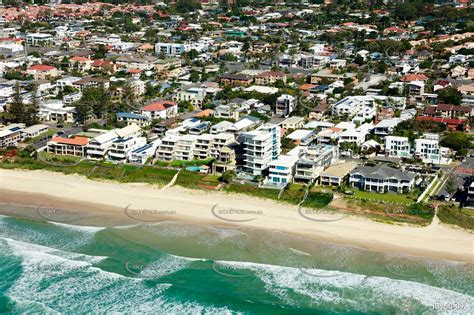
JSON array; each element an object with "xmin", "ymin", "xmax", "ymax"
[
  {"xmin": 385, "ymin": 136, "xmax": 411, "ymax": 158},
  {"xmin": 0, "ymin": 124, "xmax": 22, "ymax": 148},
  {"xmin": 140, "ymin": 100, "xmax": 178, "ymax": 120},
  {"xmin": 26, "ymin": 65, "xmax": 59, "ymax": 80},
  {"xmin": 349, "ymin": 165, "xmax": 416, "ymax": 193},
  {"xmin": 116, "ymin": 112, "xmax": 151, "ymax": 127},
  {"xmin": 414, "ymin": 133, "xmax": 451, "ymax": 165}
]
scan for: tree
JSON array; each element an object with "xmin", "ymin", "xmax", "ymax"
[
  {"xmin": 445, "ymin": 174, "xmax": 457, "ymax": 197},
  {"xmin": 9, "ymin": 82, "xmax": 26, "ymax": 123},
  {"xmin": 25, "ymin": 83, "xmax": 40, "ymax": 126},
  {"xmin": 440, "ymin": 132, "xmax": 472, "ymax": 156},
  {"xmin": 438, "ymin": 87, "xmax": 462, "ymax": 105},
  {"xmin": 189, "ymin": 71, "xmax": 200, "ymax": 83}
]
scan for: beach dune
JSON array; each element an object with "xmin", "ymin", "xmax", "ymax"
[{"xmin": 0, "ymin": 169, "xmax": 472, "ymax": 263}]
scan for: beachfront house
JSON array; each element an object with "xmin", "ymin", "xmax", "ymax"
[{"xmin": 349, "ymin": 165, "xmax": 416, "ymax": 193}]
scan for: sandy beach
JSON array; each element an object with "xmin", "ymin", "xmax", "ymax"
[{"xmin": 0, "ymin": 169, "xmax": 473, "ymax": 263}]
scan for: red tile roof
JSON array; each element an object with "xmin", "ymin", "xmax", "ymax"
[
  {"xmin": 142, "ymin": 100, "xmax": 176, "ymax": 112},
  {"xmin": 400, "ymin": 74, "xmax": 428, "ymax": 82},
  {"xmin": 50, "ymin": 136, "xmax": 89, "ymax": 146},
  {"xmin": 416, "ymin": 116, "xmax": 466, "ymax": 125},
  {"xmin": 28, "ymin": 64, "xmax": 56, "ymax": 71}
]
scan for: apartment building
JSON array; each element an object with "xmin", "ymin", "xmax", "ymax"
[
  {"xmin": 294, "ymin": 144, "xmax": 339, "ymax": 183},
  {"xmin": 156, "ymin": 135, "xmax": 178, "ymax": 161},
  {"xmin": 241, "ymin": 124, "xmax": 281, "ymax": 176},
  {"xmin": 349, "ymin": 165, "xmax": 416, "ymax": 193},
  {"xmin": 265, "ymin": 155, "xmax": 299, "ymax": 187},
  {"xmin": 275, "ymin": 94, "xmax": 295, "ymax": 117},
  {"xmin": 332, "ymin": 95, "xmax": 406, "ymax": 118},
  {"xmin": 47, "ymin": 136, "xmax": 89, "ymax": 157},
  {"xmin": 194, "ymin": 134, "xmax": 214, "ymax": 160},
  {"xmin": 175, "ymin": 135, "xmax": 198, "ymax": 161},
  {"xmin": 414, "ymin": 133, "xmax": 451, "ymax": 165},
  {"xmin": 108, "ymin": 137, "xmax": 147, "ymax": 163},
  {"xmin": 385, "ymin": 136, "xmax": 411, "ymax": 158},
  {"xmin": 86, "ymin": 124, "xmax": 141, "ymax": 160}
]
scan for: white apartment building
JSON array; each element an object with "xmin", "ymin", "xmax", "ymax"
[
  {"xmin": 194, "ymin": 134, "xmax": 214, "ymax": 160},
  {"xmin": 175, "ymin": 135, "xmax": 198, "ymax": 161},
  {"xmin": 86, "ymin": 124, "xmax": 141, "ymax": 160},
  {"xmin": 108, "ymin": 137, "xmax": 147, "ymax": 163},
  {"xmin": 414, "ymin": 133, "xmax": 452, "ymax": 165},
  {"xmin": 128, "ymin": 140, "xmax": 161, "ymax": 165},
  {"xmin": 265, "ymin": 155, "xmax": 299, "ymax": 187},
  {"xmin": 210, "ymin": 133, "xmax": 235, "ymax": 157},
  {"xmin": 241, "ymin": 124, "xmax": 281, "ymax": 176},
  {"xmin": 385, "ymin": 136, "xmax": 411, "ymax": 158},
  {"xmin": 332, "ymin": 95, "xmax": 406, "ymax": 117},
  {"xmin": 294, "ymin": 144, "xmax": 339, "ymax": 183},
  {"xmin": 156, "ymin": 135, "xmax": 178, "ymax": 161}
]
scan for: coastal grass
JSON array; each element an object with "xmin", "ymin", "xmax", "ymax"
[
  {"xmin": 438, "ymin": 204, "xmax": 474, "ymax": 231},
  {"xmin": 344, "ymin": 198, "xmax": 434, "ymax": 226},
  {"xmin": 154, "ymin": 159, "xmax": 213, "ymax": 168},
  {"xmin": 345, "ymin": 188, "xmax": 418, "ymax": 205},
  {"xmin": 224, "ymin": 182, "xmax": 333, "ymax": 209}
]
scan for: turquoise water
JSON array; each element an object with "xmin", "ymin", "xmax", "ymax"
[
  {"xmin": 0, "ymin": 213, "xmax": 473, "ymax": 314},
  {"xmin": 186, "ymin": 166, "xmax": 203, "ymax": 172}
]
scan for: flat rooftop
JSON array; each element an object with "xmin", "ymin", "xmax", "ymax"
[{"xmin": 321, "ymin": 161, "xmax": 359, "ymax": 177}]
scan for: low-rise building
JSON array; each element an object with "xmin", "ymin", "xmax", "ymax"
[
  {"xmin": 47, "ymin": 136, "xmax": 89, "ymax": 157},
  {"xmin": 349, "ymin": 165, "xmax": 416, "ymax": 193},
  {"xmin": 0, "ymin": 124, "xmax": 22, "ymax": 148},
  {"xmin": 414, "ymin": 133, "xmax": 451, "ymax": 165},
  {"xmin": 385, "ymin": 136, "xmax": 411, "ymax": 158},
  {"xmin": 265, "ymin": 155, "xmax": 299, "ymax": 187}
]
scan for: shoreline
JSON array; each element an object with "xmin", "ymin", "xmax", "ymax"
[{"xmin": 0, "ymin": 169, "xmax": 473, "ymax": 263}]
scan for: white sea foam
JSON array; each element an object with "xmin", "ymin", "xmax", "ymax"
[
  {"xmin": 213, "ymin": 260, "xmax": 474, "ymax": 314},
  {"xmin": 48, "ymin": 221, "xmax": 106, "ymax": 233},
  {"xmin": 3, "ymin": 237, "xmax": 240, "ymax": 313}
]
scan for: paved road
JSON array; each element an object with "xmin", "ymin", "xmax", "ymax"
[{"xmin": 33, "ymin": 125, "xmax": 83, "ymax": 150}]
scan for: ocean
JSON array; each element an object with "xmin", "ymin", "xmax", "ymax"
[{"xmin": 0, "ymin": 213, "xmax": 472, "ymax": 314}]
